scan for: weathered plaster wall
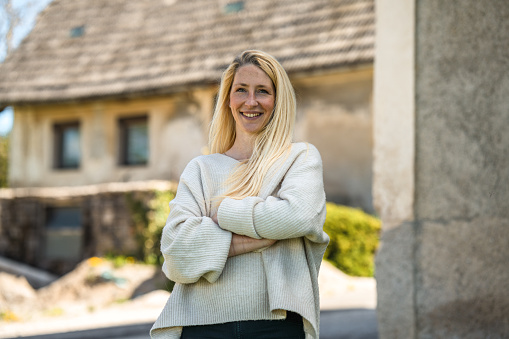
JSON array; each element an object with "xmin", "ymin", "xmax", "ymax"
[
  {"xmin": 375, "ymin": 0, "xmax": 509, "ymax": 338},
  {"xmin": 294, "ymin": 68, "xmax": 374, "ymax": 212},
  {"xmin": 414, "ymin": 1, "xmax": 509, "ymax": 337},
  {"xmin": 9, "ymin": 89, "xmax": 214, "ymax": 187},
  {"xmin": 373, "ymin": 0, "xmax": 416, "ymax": 337}
]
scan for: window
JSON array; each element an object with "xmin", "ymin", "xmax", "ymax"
[
  {"xmin": 119, "ymin": 116, "xmax": 148, "ymax": 165},
  {"xmin": 224, "ymin": 1, "xmax": 244, "ymax": 13},
  {"xmin": 45, "ymin": 206, "xmax": 83, "ymax": 261},
  {"xmin": 54, "ymin": 122, "xmax": 81, "ymax": 169},
  {"xmin": 69, "ymin": 25, "xmax": 85, "ymax": 38}
]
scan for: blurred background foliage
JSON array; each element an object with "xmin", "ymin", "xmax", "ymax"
[
  {"xmin": 323, "ymin": 202, "xmax": 381, "ymax": 277},
  {"xmin": 126, "ymin": 190, "xmax": 175, "ymax": 266},
  {"xmin": 0, "ymin": 134, "xmax": 8, "ymax": 187}
]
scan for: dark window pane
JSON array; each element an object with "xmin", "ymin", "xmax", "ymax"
[
  {"xmin": 119, "ymin": 116, "xmax": 148, "ymax": 166},
  {"xmin": 54, "ymin": 122, "xmax": 80, "ymax": 169},
  {"xmin": 61, "ymin": 126, "xmax": 81, "ymax": 168},
  {"xmin": 45, "ymin": 207, "xmax": 82, "ymax": 260},
  {"xmin": 46, "ymin": 206, "xmax": 82, "ymax": 228},
  {"xmin": 69, "ymin": 25, "xmax": 85, "ymax": 38},
  {"xmin": 126, "ymin": 122, "xmax": 148, "ymax": 164}
]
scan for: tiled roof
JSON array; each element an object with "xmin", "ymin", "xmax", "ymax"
[{"xmin": 0, "ymin": 0, "xmax": 374, "ymax": 105}]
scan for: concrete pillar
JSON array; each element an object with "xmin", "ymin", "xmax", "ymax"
[{"xmin": 374, "ymin": 0, "xmax": 509, "ymax": 338}]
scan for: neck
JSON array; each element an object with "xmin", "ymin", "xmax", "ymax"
[{"xmin": 226, "ymin": 133, "xmax": 256, "ymax": 161}]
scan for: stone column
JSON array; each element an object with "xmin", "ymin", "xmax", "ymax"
[{"xmin": 374, "ymin": 0, "xmax": 509, "ymax": 338}]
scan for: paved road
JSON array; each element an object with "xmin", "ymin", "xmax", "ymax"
[
  {"xmin": 320, "ymin": 309, "xmax": 378, "ymax": 339},
  {"xmin": 14, "ymin": 309, "xmax": 378, "ymax": 339},
  {"xmin": 7, "ymin": 323, "xmax": 152, "ymax": 339}
]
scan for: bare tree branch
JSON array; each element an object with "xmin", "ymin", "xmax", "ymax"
[
  {"xmin": 1, "ymin": 0, "xmax": 20, "ymax": 60},
  {"xmin": 1, "ymin": 0, "xmax": 41, "ymax": 61}
]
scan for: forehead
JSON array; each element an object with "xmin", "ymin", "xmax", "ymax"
[{"xmin": 232, "ymin": 64, "xmax": 273, "ymax": 87}]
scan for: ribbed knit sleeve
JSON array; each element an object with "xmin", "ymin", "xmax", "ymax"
[
  {"xmin": 160, "ymin": 160, "xmax": 232, "ymax": 284},
  {"xmin": 217, "ymin": 144, "xmax": 327, "ymax": 243}
]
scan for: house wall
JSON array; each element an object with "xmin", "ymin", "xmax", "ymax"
[
  {"xmin": 9, "ymin": 68, "xmax": 374, "ymax": 212},
  {"xmin": 10, "ymin": 88, "xmax": 214, "ymax": 187},
  {"xmin": 374, "ymin": 0, "xmax": 509, "ymax": 338},
  {"xmin": 294, "ymin": 67, "xmax": 374, "ymax": 212}
]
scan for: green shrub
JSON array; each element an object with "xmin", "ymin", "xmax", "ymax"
[
  {"xmin": 126, "ymin": 190, "xmax": 176, "ymax": 292},
  {"xmin": 126, "ymin": 190, "xmax": 174, "ymax": 265},
  {"xmin": 146, "ymin": 190, "xmax": 175, "ymax": 265},
  {"xmin": 0, "ymin": 134, "xmax": 9, "ymax": 188},
  {"xmin": 323, "ymin": 202, "xmax": 381, "ymax": 277}
]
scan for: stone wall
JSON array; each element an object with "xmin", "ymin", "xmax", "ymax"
[
  {"xmin": 374, "ymin": 0, "xmax": 509, "ymax": 338},
  {"xmin": 0, "ymin": 181, "xmax": 176, "ymax": 275}
]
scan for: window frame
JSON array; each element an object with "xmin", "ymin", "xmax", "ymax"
[
  {"xmin": 53, "ymin": 121, "xmax": 81, "ymax": 169},
  {"xmin": 44, "ymin": 205, "xmax": 83, "ymax": 261},
  {"xmin": 118, "ymin": 115, "xmax": 149, "ymax": 166}
]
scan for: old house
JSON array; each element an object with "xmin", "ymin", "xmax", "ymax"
[{"xmin": 0, "ymin": 0, "xmax": 374, "ymax": 273}]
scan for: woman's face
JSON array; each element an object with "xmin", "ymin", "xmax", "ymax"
[{"xmin": 229, "ymin": 64, "xmax": 275, "ymax": 138}]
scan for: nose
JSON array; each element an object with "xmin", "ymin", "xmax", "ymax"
[{"xmin": 245, "ymin": 92, "xmax": 258, "ymax": 107}]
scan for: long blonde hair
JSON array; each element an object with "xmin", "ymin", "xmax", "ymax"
[{"xmin": 209, "ymin": 50, "xmax": 296, "ymax": 199}]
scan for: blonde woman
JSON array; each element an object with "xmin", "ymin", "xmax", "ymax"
[{"xmin": 151, "ymin": 50, "xmax": 329, "ymax": 339}]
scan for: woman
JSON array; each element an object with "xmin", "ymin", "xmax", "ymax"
[{"xmin": 151, "ymin": 50, "xmax": 329, "ymax": 339}]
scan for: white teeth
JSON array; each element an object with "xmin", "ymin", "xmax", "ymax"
[{"xmin": 243, "ymin": 113, "xmax": 261, "ymax": 118}]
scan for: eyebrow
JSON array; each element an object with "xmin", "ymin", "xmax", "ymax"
[{"xmin": 233, "ymin": 83, "xmax": 272, "ymax": 89}]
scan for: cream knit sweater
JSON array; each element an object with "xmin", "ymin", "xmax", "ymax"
[{"xmin": 150, "ymin": 142, "xmax": 329, "ymax": 339}]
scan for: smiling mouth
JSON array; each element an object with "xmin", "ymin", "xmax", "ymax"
[{"xmin": 242, "ymin": 112, "xmax": 262, "ymax": 118}]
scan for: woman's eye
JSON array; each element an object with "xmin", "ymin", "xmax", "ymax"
[
  {"xmin": 236, "ymin": 88, "xmax": 246, "ymax": 92},
  {"xmin": 258, "ymin": 89, "xmax": 269, "ymax": 94}
]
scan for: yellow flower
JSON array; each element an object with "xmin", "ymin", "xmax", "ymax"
[
  {"xmin": 87, "ymin": 257, "xmax": 104, "ymax": 267},
  {"xmin": 1, "ymin": 310, "xmax": 20, "ymax": 322}
]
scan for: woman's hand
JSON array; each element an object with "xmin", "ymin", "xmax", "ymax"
[
  {"xmin": 228, "ymin": 234, "xmax": 276, "ymax": 257},
  {"xmin": 211, "ymin": 213, "xmax": 219, "ymax": 224},
  {"xmin": 212, "ymin": 213, "xmax": 276, "ymax": 257}
]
